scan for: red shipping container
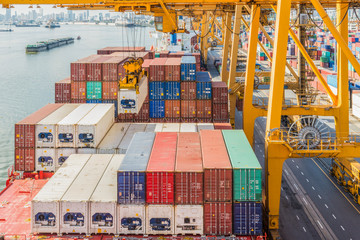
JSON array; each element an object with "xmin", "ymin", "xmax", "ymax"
[
  {"xmin": 146, "ymin": 132, "xmax": 177, "ymax": 204},
  {"xmin": 142, "ymin": 59, "xmax": 154, "ymax": 77},
  {"xmin": 165, "ymin": 100, "xmax": 180, "ymax": 119},
  {"xmin": 147, "ymin": 51, "xmax": 155, "ymax": 59},
  {"xmin": 117, "ymin": 113, "xmax": 134, "ymax": 122},
  {"xmin": 196, "ymin": 100, "xmax": 212, "ymax": 119},
  {"xmin": 181, "ymin": 100, "xmax": 196, "ymax": 119},
  {"xmin": 212, "ymin": 103, "xmax": 229, "ymax": 121},
  {"xmin": 204, "ymin": 202, "xmax": 232, "ymax": 235},
  {"xmin": 159, "ymin": 50, "xmax": 169, "ymax": 58},
  {"xmin": 149, "ymin": 58, "xmax": 167, "ymax": 81},
  {"xmin": 164, "ymin": 58, "xmax": 181, "ymax": 81},
  {"xmin": 15, "ymin": 104, "xmax": 63, "ymax": 149},
  {"xmin": 134, "ymin": 103, "xmax": 149, "ymax": 122},
  {"xmin": 197, "ymin": 118, "xmax": 212, "ymax": 123},
  {"xmin": 213, "ymin": 123, "xmax": 232, "ymax": 129},
  {"xmin": 200, "ymin": 130, "xmax": 232, "ymax": 202},
  {"xmin": 71, "ymin": 99, "xmax": 86, "ymax": 103},
  {"xmin": 110, "ymin": 51, "xmax": 150, "ymax": 60},
  {"xmin": 175, "ymin": 132, "xmax": 203, "ymax": 204},
  {"xmin": 87, "ymin": 55, "xmax": 110, "ymax": 81},
  {"xmin": 15, "ymin": 148, "xmax": 35, "ymax": 172},
  {"xmin": 181, "ymin": 82, "xmax": 196, "ymax": 100},
  {"xmin": 102, "ymin": 56, "xmax": 128, "ymax": 81},
  {"xmin": 192, "ymin": 52, "xmax": 201, "ymax": 72},
  {"xmin": 212, "ymin": 81, "xmax": 228, "ymax": 104},
  {"xmin": 71, "ymin": 55, "xmax": 97, "ymax": 81},
  {"xmin": 181, "ymin": 118, "xmax": 197, "ymax": 123},
  {"xmin": 102, "ymin": 81, "xmax": 118, "ymax": 100},
  {"xmin": 97, "ymin": 46, "xmax": 146, "ymax": 54},
  {"xmin": 71, "ymin": 81, "xmax": 86, "ymax": 100},
  {"xmin": 236, "ymin": 97, "xmax": 243, "ymax": 111},
  {"xmin": 165, "ymin": 118, "xmax": 181, "ymax": 123},
  {"xmin": 55, "ymin": 77, "xmax": 71, "ymax": 103}
]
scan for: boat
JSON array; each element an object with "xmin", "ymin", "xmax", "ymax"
[
  {"xmin": 0, "ymin": 28, "xmax": 13, "ymax": 32},
  {"xmin": 26, "ymin": 37, "xmax": 75, "ymax": 53},
  {"xmin": 45, "ymin": 21, "xmax": 60, "ymax": 28},
  {"xmin": 77, "ymin": 35, "xmax": 81, "ymax": 40},
  {"xmin": 15, "ymin": 21, "xmax": 40, "ymax": 27},
  {"xmin": 25, "ymin": 42, "xmax": 47, "ymax": 52}
]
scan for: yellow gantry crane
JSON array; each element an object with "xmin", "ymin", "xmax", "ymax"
[{"xmin": 3, "ymin": 0, "xmax": 360, "ymax": 239}]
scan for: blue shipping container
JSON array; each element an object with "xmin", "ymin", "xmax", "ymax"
[
  {"xmin": 149, "ymin": 81, "xmax": 165, "ymax": 100},
  {"xmin": 117, "ymin": 132, "xmax": 155, "ymax": 204},
  {"xmin": 102, "ymin": 100, "xmax": 118, "ymax": 118},
  {"xmin": 149, "ymin": 100, "xmax": 165, "ymax": 118},
  {"xmin": 86, "ymin": 100, "xmax": 102, "ymax": 103},
  {"xmin": 233, "ymin": 202, "xmax": 262, "ymax": 236},
  {"xmin": 196, "ymin": 72, "xmax": 212, "ymax": 100},
  {"xmin": 181, "ymin": 56, "xmax": 196, "ymax": 81},
  {"xmin": 327, "ymin": 75, "xmax": 337, "ymax": 88},
  {"xmin": 165, "ymin": 81, "xmax": 180, "ymax": 100}
]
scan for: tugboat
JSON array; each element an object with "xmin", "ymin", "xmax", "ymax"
[
  {"xmin": 45, "ymin": 20, "xmax": 60, "ymax": 28},
  {"xmin": 77, "ymin": 36, "xmax": 81, "ymax": 40}
]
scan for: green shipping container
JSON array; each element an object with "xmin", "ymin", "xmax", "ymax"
[
  {"xmin": 222, "ymin": 130, "xmax": 262, "ymax": 202},
  {"xmin": 155, "ymin": 53, "xmax": 160, "ymax": 58},
  {"xmin": 86, "ymin": 81, "xmax": 102, "ymax": 99}
]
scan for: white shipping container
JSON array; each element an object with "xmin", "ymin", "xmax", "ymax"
[
  {"xmin": 57, "ymin": 104, "xmax": 97, "ymax": 148},
  {"xmin": 31, "ymin": 154, "xmax": 91, "ymax": 234},
  {"xmin": 118, "ymin": 124, "xmax": 147, "ymax": 154},
  {"xmin": 162, "ymin": 123, "xmax": 180, "ymax": 132},
  {"xmin": 118, "ymin": 205, "xmax": 146, "ymax": 235},
  {"xmin": 352, "ymin": 93, "xmax": 360, "ymax": 107},
  {"xmin": 154, "ymin": 123, "xmax": 163, "ymax": 132},
  {"xmin": 89, "ymin": 154, "xmax": 125, "ymax": 234},
  {"xmin": 180, "ymin": 123, "xmax": 197, "ymax": 132},
  {"xmin": 35, "ymin": 148, "xmax": 56, "ymax": 172},
  {"xmin": 196, "ymin": 123, "xmax": 214, "ymax": 131},
  {"xmin": 146, "ymin": 205, "xmax": 174, "ymax": 235},
  {"xmin": 55, "ymin": 148, "xmax": 76, "ymax": 170},
  {"xmin": 145, "ymin": 123, "xmax": 156, "ymax": 132},
  {"xmin": 97, "ymin": 123, "xmax": 130, "ymax": 154},
  {"xmin": 353, "ymin": 104, "xmax": 360, "ymax": 119},
  {"xmin": 77, "ymin": 148, "xmax": 97, "ymax": 154},
  {"xmin": 36, "ymin": 104, "xmax": 80, "ymax": 148},
  {"xmin": 76, "ymin": 104, "xmax": 115, "ymax": 148},
  {"xmin": 118, "ymin": 77, "xmax": 148, "ymax": 114},
  {"xmin": 60, "ymin": 154, "xmax": 113, "ymax": 234},
  {"xmin": 175, "ymin": 205, "xmax": 203, "ymax": 235}
]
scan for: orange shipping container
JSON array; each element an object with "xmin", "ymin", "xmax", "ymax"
[
  {"xmin": 71, "ymin": 81, "xmax": 86, "ymax": 100},
  {"xmin": 181, "ymin": 100, "xmax": 196, "ymax": 118},
  {"xmin": 165, "ymin": 100, "xmax": 181, "ymax": 118},
  {"xmin": 102, "ymin": 81, "xmax": 118, "ymax": 100},
  {"xmin": 196, "ymin": 100, "xmax": 212, "ymax": 119}
]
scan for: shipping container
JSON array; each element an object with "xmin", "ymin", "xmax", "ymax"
[
  {"xmin": 197, "ymin": 123, "xmax": 214, "ymax": 131},
  {"xmin": 145, "ymin": 123, "xmax": 156, "ymax": 132},
  {"xmin": 89, "ymin": 154, "xmax": 125, "ymax": 234},
  {"xmin": 71, "ymin": 99, "xmax": 86, "ymax": 104},
  {"xmin": 57, "ymin": 104, "xmax": 97, "ymax": 148},
  {"xmin": 118, "ymin": 77, "xmax": 148, "ymax": 114},
  {"xmin": 55, "ymin": 148, "xmax": 76, "ymax": 170},
  {"xmin": 102, "ymin": 56, "xmax": 128, "ymax": 81},
  {"xmin": 86, "ymin": 81, "xmax": 102, "ymax": 100},
  {"xmin": 175, "ymin": 205, "xmax": 203, "ymax": 235},
  {"xmin": 77, "ymin": 148, "xmax": 97, "ymax": 154},
  {"xmin": 154, "ymin": 123, "xmax": 164, "ymax": 132},
  {"xmin": 213, "ymin": 103, "xmax": 229, "ymax": 121},
  {"xmin": 164, "ymin": 58, "xmax": 181, "ymax": 81},
  {"xmin": 200, "ymin": 130, "xmax": 232, "ymax": 202},
  {"xmin": 146, "ymin": 132, "xmax": 177, "ymax": 204},
  {"xmin": 86, "ymin": 99, "xmax": 102, "ymax": 104},
  {"xmin": 71, "ymin": 81, "xmax": 86, "ymax": 100},
  {"xmin": 118, "ymin": 132, "xmax": 155, "ymax": 204},
  {"xmin": 134, "ymin": 102, "xmax": 150, "ymax": 122},
  {"xmin": 181, "ymin": 81, "xmax": 196, "ymax": 100},
  {"xmin": 150, "ymin": 100, "xmax": 165, "ymax": 118},
  {"xmin": 102, "ymin": 81, "xmax": 118, "ymax": 99},
  {"xmin": 181, "ymin": 56, "xmax": 196, "ymax": 81},
  {"xmin": 97, "ymin": 123, "xmax": 130, "ymax": 154},
  {"xmin": 175, "ymin": 132, "xmax": 203, "ymax": 204},
  {"xmin": 196, "ymin": 100, "xmax": 212, "ymax": 119},
  {"xmin": 71, "ymin": 55, "xmax": 95, "ymax": 81},
  {"xmin": 35, "ymin": 148, "xmax": 56, "ymax": 172},
  {"xmin": 180, "ymin": 123, "xmax": 197, "ymax": 132},
  {"xmin": 118, "ymin": 205, "xmax": 146, "ymax": 234},
  {"xmin": 222, "ymin": 130, "xmax": 262, "ymax": 201},
  {"xmin": 165, "ymin": 100, "xmax": 181, "ymax": 119},
  {"xmin": 149, "ymin": 81, "xmax": 165, "ymax": 100},
  {"xmin": 146, "ymin": 205, "xmax": 174, "ymax": 235},
  {"xmin": 196, "ymin": 72, "xmax": 212, "ymax": 100},
  {"xmin": 164, "ymin": 81, "xmax": 181, "ymax": 100},
  {"xmin": 181, "ymin": 100, "xmax": 196, "ymax": 119},
  {"xmin": 15, "ymin": 104, "xmax": 63, "ymax": 149},
  {"xmin": 31, "ymin": 154, "xmax": 91, "ymax": 234},
  {"xmin": 55, "ymin": 77, "xmax": 71, "ymax": 103},
  {"xmin": 102, "ymin": 100, "xmax": 118, "ymax": 118},
  {"xmin": 213, "ymin": 123, "xmax": 232, "ymax": 130},
  {"xmin": 142, "ymin": 59, "xmax": 153, "ymax": 77},
  {"xmin": 110, "ymin": 51, "xmax": 150, "ymax": 60},
  {"xmin": 162, "ymin": 123, "xmax": 180, "ymax": 132},
  {"xmin": 76, "ymin": 104, "xmax": 115, "ymax": 148},
  {"xmin": 233, "ymin": 202, "xmax": 262, "ymax": 235},
  {"xmin": 212, "ymin": 81, "xmax": 228, "ymax": 104},
  {"xmin": 118, "ymin": 124, "xmax": 147, "ymax": 154},
  {"xmin": 149, "ymin": 58, "xmax": 167, "ymax": 81},
  {"xmin": 60, "ymin": 154, "xmax": 113, "ymax": 234},
  {"xmin": 15, "ymin": 148, "xmax": 35, "ymax": 172},
  {"xmin": 36, "ymin": 104, "xmax": 79, "ymax": 148},
  {"xmin": 203, "ymin": 202, "xmax": 232, "ymax": 235},
  {"xmin": 97, "ymin": 46, "xmax": 146, "ymax": 55},
  {"xmin": 87, "ymin": 56, "xmax": 111, "ymax": 81}
]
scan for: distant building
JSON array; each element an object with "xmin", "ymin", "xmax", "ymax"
[{"xmin": 5, "ymin": 8, "xmax": 11, "ymax": 22}]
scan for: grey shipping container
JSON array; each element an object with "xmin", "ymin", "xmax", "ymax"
[
  {"xmin": 97, "ymin": 123, "xmax": 130, "ymax": 154},
  {"xmin": 117, "ymin": 124, "xmax": 147, "ymax": 154}
]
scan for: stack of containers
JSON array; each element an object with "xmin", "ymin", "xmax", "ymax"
[
  {"xmin": 212, "ymin": 81, "xmax": 229, "ymax": 122},
  {"xmin": 164, "ymin": 58, "xmax": 181, "ymax": 122},
  {"xmin": 97, "ymin": 46, "xmax": 146, "ymax": 55},
  {"xmin": 97, "ymin": 123, "xmax": 130, "ymax": 154},
  {"xmin": 352, "ymin": 93, "xmax": 360, "ymax": 118},
  {"xmin": 222, "ymin": 130, "xmax": 263, "ymax": 236},
  {"xmin": 196, "ymin": 72, "xmax": 212, "ymax": 123},
  {"xmin": 117, "ymin": 132, "xmax": 155, "ymax": 234},
  {"xmin": 117, "ymin": 124, "xmax": 147, "ymax": 154},
  {"xmin": 55, "ymin": 78, "xmax": 71, "ymax": 103},
  {"xmin": 174, "ymin": 132, "xmax": 204, "ymax": 235},
  {"xmin": 149, "ymin": 58, "xmax": 167, "ymax": 121},
  {"xmin": 146, "ymin": 132, "xmax": 177, "ymax": 234},
  {"xmin": 15, "ymin": 104, "xmax": 64, "ymax": 172},
  {"xmin": 200, "ymin": 130, "xmax": 232, "ymax": 235},
  {"xmin": 181, "ymin": 56, "xmax": 197, "ymax": 122}
]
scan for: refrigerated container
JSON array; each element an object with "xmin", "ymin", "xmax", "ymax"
[
  {"xmin": 36, "ymin": 104, "xmax": 79, "ymax": 148},
  {"xmin": 180, "ymin": 56, "xmax": 196, "ymax": 81},
  {"xmin": 35, "ymin": 148, "xmax": 56, "ymax": 172},
  {"xmin": 55, "ymin": 77, "xmax": 71, "ymax": 103},
  {"xmin": 31, "ymin": 154, "xmax": 91, "ymax": 234},
  {"xmin": 200, "ymin": 130, "xmax": 232, "ymax": 202},
  {"xmin": 117, "ymin": 132, "xmax": 155, "ymax": 204},
  {"xmin": 233, "ymin": 202, "xmax": 262, "ymax": 235},
  {"xmin": 57, "ymin": 104, "xmax": 97, "ymax": 148},
  {"xmin": 174, "ymin": 205, "xmax": 203, "ymax": 235},
  {"xmin": 86, "ymin": 81, "xmax": 102, "ymax": 100},
  {"xmin": 118, "ymin": 205, "xmax": 146, "ymax": 234},
  {"xmin": 118, "ymin": 124, "xmax": 147, "ymax": 154},
  {"xmin": 89, "ymin": 154, "xmax": 125, "ymax": 234},
  {"xmin": 55, "ymin": 148, "xmax": 76, "ymax": 170},
  {"xmin": 222, "ymin": 130, "xmax": 262, "ymax": 201},
  {"xmin": 146, "ymin": 132, "xmax": 177, "ymax": 204},
  {"xmin": 76, "ymin": 104, "xmax": 115, "ymax": 148},
  {"xmin": 180, "ymin": 123, "xmax": 197, "ymax": 132},
  {"xmin": 60, "ymin": 154, "xmax": 113, "ymax": 234},
  {"xmin": 204, "ymin": 202, "xmax": 232, "ymax": 235},
  {"xmin": 162, "ymin": 123, "xmax": 180, "ymax": 132},
  {"xmin": 118, "ymin": 77, "xmax": 148, "ymax": 114},
  {"xmin": 146, "ymin": 205, "xmax": 174, "ymax": 235},
  {"xmin": 97, "ymin": 123, "xmax": 130, "ymax": 154},
  {"xmin": 164, "ymin": 58, "xmax": 181, "ymax": 81}
]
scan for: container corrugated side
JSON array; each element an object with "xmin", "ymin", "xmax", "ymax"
[
  {"xmin": 211, "ymin": 81, "xmax": 228, "ymax": 104},
  {"xmin": 97, "ymin": 123, "xmax": 130, "ymax": 154},
  {"xmin": 180, "ymin": 82, "xmax": 196, "ymax": 100},
  {"xmin": 149, "ymin": 100, "xmax": 165, "ymax": 118},
  {"xmin": 146, "ymin": 205, "xmax": 174, "ymax": 235},
  {"xmin": 149, "ymin": 81, "xmax": 165, "ymax": 100},
  {"xmin": 60, "ymin": 154, "xmax": 113, "ymax": 234},
  {"xmin": 55, "ymin": 78, "xmax": 71, "ymax": 103},
  {"xmin": 118, "ymin": 205, "xmax": 145, "ymax": 234},
  {"xmin": 118, "ymin": 132, "xmax": 155, "ymax": 204},
  {"xmin": 31, "ymin": 154, "xmax": 91, "ymax": 234},
  {"xmin": 55, "ymin": 148, "xmax": 76, "ymax": 170},
  {"xmin": 180, "ymin": 56, "xmax": 196, "ymax": 81},
  {"xmin": 196, "ymin": 100, "xmax": 212, "ymax": 119},
  {"xmin": 117, "ymin": 124, "xmax": 147, "ymax": 154},
  {"xmin": 222, "ymin": 130, "xmax": 262, "ymax": 201},
  {"xmin": 89, "ymin": 154, "xmax": 125, "ymax": 234},
  {"xmin": 164, "ymin": 58, "xmax": 181, "ymax": 81},
  {"xmin": 233, "ymin": 202, "xmax": 262, "ymax": 235},
  {"xmin": 175, "ymin": 205, "xmax": 203, "ymax": 235},
  {"xmin": 15, "ymin": 148, "xmax": 35, "ymax": 172},
  {"xmin": 165, "ymin": 81, "xmax": 181, "ymax": 100},
  {"xmin": 161, "ymin": 123, "xmax": 180, "ymax": 132},
  {"xmin": 165, "ymin": 100, "xmax": 180, "ymax": 119},
  {"xmin": 204, "ymin": 202, "xmax": 232, "ymax": 235}
]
